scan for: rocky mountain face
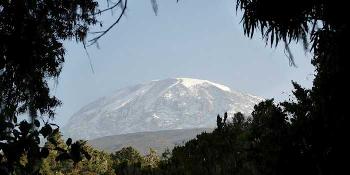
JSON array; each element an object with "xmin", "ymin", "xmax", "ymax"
[{"xmin": 63, "ymin": 78, "xmax": 263, "ymax": 140}]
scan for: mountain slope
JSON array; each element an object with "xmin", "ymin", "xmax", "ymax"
[
  {"xmin": 64, "ymin": 78, "xmax": 263, "ymax": 140},
  {"xmin": 88, "ymin": 128, "xmax": 214, "ymax": 155}
]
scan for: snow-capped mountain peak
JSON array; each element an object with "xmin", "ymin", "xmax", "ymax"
[{"xmin": 63, "ymin": 78, "xmax": 263, "ymax": 140}]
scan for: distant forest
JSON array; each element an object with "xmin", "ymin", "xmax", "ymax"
[{"xmin": 1, "ymin": 0, "xmax": 348, "ymax": 174}]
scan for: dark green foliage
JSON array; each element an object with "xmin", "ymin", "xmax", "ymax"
[
  {"xmin": 161, "ymin": 112, "xmax": 251, "ymax": 175},
  {"xmin": 248, "ymin": 100, "xmax": 294, "ymax": 175},
  {"xmin": 0, "ymin": 0, "xmax": 98, "ymax": 120},
  {"xmin": 0, "ymin": 120, "xmax": 91, "ymax": 174},
  {"xmin": 111, "ymin": 147, "xmax": 144, "ymax": 166},
  {"xmin": 0, "ymin": 0, "xmax": 99, "ymax": 173},
  {"xmin": 39, "ymin": 131, "xmax": 114, "ymax": 175},
  {"xmin": 216, "ymin": 114, "xmax": 224, "ymax": 131},
  {"xmin": 235, "ymin": 0, "xmax": 349, "ymax": 174},
  {"xmin": 110, "ymin": 147, "xmax": 161, "ymax": 175}
]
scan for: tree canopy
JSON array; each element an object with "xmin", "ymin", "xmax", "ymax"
[
  {"xmin": 0, "ymin": 0, "xmax": 98, "ymax": 173},
  {"xmin": 237, "ymin": 0, "xmax": 349, "ymax": 173}
]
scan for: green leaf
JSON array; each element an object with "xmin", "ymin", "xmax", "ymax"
[{"xmin": 66, "ymin": 138, "xmax": 72, "ymax": 146}]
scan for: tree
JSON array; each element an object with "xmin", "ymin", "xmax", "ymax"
[
  {"xmin": 143, "ymin": 148, "xmax": 160, "ymax": 168},
  {"xmin": 39, "ymin": 131, "xmax": 114, "ymax": 175},
  {"xmin": 248, "ymin": 100, "xmax": 294, "ymax": 175},
  {"xmin": 160, "ymin": 112, "xmax": 252, "ymax": 175},
  {"xmin": 111, "ymin": 146, "xmax": 143, "ymax": 175},
  {"xmin": 0, "ymin": 0, "xmax": 98, "ymax": 173},
  {"xmin": 236, "ymin": 0, "xmax": 349, "ymax": 174}
]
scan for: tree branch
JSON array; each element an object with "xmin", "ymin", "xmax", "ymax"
[
  {"xmin": 92, "ymin": 0, "xmax": 123, "ymax": 15},
  {"xmin": 88, "ymin": 0, "xmax": 127, "ymax": 46}
]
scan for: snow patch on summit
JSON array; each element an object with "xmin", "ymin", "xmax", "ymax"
[{"xmin": 176, "ymin": 78, "xmax": 231, "ymax": 92}]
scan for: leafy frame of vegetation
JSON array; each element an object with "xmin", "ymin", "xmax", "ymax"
[{"xmin": 1, "ymin": 0, "xmax": 348, "ymax": 174}]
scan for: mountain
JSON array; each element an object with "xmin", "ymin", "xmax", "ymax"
[
  {"xmin": 63, "ymin": 78, "xmax": 263, "ymax": 140},
  {"xmin": 88, "ymin": 128, "xmax": 214, "ymax": 155}
]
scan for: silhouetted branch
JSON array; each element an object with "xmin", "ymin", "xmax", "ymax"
[
  {"xmin": 88, "ymin": 0, "xmax": 181, "ymax": 45},
  {"xmin": 92, "ymin": 0, "xmax": 123, "ymax": 15},
  {"xmin": 151, "ymin": 0, "xmax": 158, "ymax": 16},
  {"xmin": 88, "ymin": 0, "xmax": 127, "ymax": 45},
  {"xmin": 284, "ymin": 41, "xmax": 297, "ymax": 67}
]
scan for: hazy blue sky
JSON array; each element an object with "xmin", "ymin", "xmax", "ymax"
[{"xmin": 52, "ymin": 0, "xmax": 314, "ymax": 126}]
